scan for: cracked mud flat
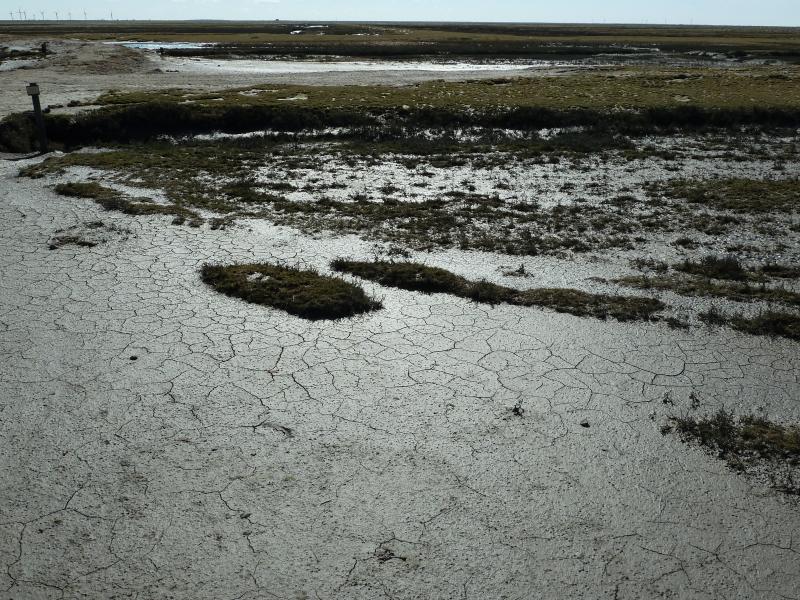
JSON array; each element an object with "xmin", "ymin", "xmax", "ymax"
[{"xmin": 1, "ymin": 152, "xmax": 800, "ymax": 599}]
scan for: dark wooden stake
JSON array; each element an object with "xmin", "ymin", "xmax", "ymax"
[{"xmin": 27, "ymin": 83, "xmax": 49, "ymax": 154}]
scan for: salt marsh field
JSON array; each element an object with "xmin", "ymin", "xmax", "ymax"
[{"xmin": 1, "ymin": 21, "xmax": 800, "ymax": 600}]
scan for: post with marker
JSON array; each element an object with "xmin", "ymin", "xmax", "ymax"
[{"xmin": 26, "ymin": 82, "xmax": 49, "ymax": 154}]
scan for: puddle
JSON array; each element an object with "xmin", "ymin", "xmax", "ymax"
[
  {"xmin": 164, "ymin": 57, "xmax": 579, "ymax": 74},
  {"xmin": 107, "ymin": 41, "xmax": 218, "ymax": 50},
  {"xmin": 0, "ymin": 58, "xmax": 37, "ymax": 72}
]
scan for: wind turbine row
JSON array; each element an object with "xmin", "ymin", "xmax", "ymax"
[{"xmin": 7, "ymin": 9, "xmax": 112, "ymax": 20}]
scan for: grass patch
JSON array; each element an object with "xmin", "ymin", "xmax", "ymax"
[
  {"xmin": 89, "ymin": 67, "xmax": 800, "ymax": 113},
  {"xmin": 53, "ymin": 181, "xmax": 202, "ymax": 225},
  {"xmin": 332, "ymin": 259, "xmax": 664, "ymax": 321},
  {"xmin": 47, "ymin": 235, "xmax": 97, "ymax": 250},
  {"xmin": 759, "ymin": 263, "xmax": 800, "ymax": 279},
  {"xmin": 200, "ymin": 263, "xmax": 381, "ymax": 320},
  {"xmin": 676, "ymin": 254, "xmax": 747, "ymax": 281},
  {"xmin": 654, "ymin": 178, "xmax": 800, "ymax": 213},
  {"xmin": 673, "ymin": 410, "xmax": 800, "ymax": 462},
  {"xmin": 518, "ymin": 287, "xmax": 666, "ymax": 321},
  {"xmin": 617, "ymin": 274, "xmax": 800, "ymax": 306},
  {"xmin": 700, "ymin": 307, "xmax": 800, "ymax": 341},
  {"xmin": 728, "ymin": 311, "xmax": 800, "ymax": 340},
  {"xmin": 675, "ymin": 256, "xmax": 800, "ymax": 283},
  {"xmin": 668, "ymin": 409, "xmax": 800, "ymax": 495}
]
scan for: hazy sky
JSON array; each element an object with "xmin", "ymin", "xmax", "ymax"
[{"xmin": 5, "ymin": 1, "xmax": 800, "ymax": 26}]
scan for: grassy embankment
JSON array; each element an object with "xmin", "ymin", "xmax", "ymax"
[{"xmin": 3, "ymin": 66, "xmax": 800, "ymax": 152}]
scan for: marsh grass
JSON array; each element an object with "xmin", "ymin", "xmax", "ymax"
[
  {"xmin": 670, "ymin": 410, "xmax": 800, "ymax": 495},
  {"xmin": 759, "ymin": 263, "xmax": 800, "ymax": 279},
  {"xmin": 332, "ymin": 259, "xmax": 664, "ymax": 321},
  {"xmin": 54, "ymin": 181, "xmax": 203, "ymax": 225},
  {"xmin": 5, "ymin": 68, "xmax": 800, "ymax": 152},
  {"xmin": 655, "ymin": 178, "xmax": 800, "ymax": 213},
  {"xmin": 617, "ymin": 274, "xmax": 800, "ymax": 307},
  {"xmin": 676, "ymin": 256, "xmax": 800, "ymax": 283},
  {"xmin": 30, "ymin": 135, "xmax": 796, "ymax": 259},
  {"xmin": 676, "ymin": 255, "xmax": 747, "ymax": 281},
  {"xmin": 700, "ymin": 308, "xmax": 800, "ymax": 341},
  {"xmin": 34, "ymin": 150, "xmax": 647, "ymax": 255},
  {"xmin": 7, "ymin": 22, "xmax": 800, "ymax": 58},
  {"xmin": 88, "ymin": 68, "xmax": 800, "ymax": 113},
  {"xmin": 673, "ymin": 410, "xmax": 800, "ymax": 463},
  {"xmin": 0, "ymin": 113, "xmax": 37, "ymax": 154},
  {"xmin": 728, "ymin": 311, "xmax": 800, "ymax": 340},
  {"xmin": 201, "ymin": 263, "xmax": 381, "ymax": 320}
]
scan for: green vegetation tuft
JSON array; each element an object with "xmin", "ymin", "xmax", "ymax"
[
  {"xmin": 53, "ymin": 181, "xmax": 202, "ymax": 224},
  {"xmin": 728, "ymin": 311, "xmax": 800, "ymax": 340},
  {"xmin": 669, "ymin": 409, "xmax": 800, "ymax": 495},
  {"xmin": 673, "ymin": 410, "xmax": 800, "ymax": 463},
  {"xmin": 700, "ymin": 307, "xmax": 800, "ymax": 341},
  {"xmin": 201, "ymin": 263, "xmax": 381, "ymax": 320},
  {"xmin": 655, "ymin": 178, "xmax": 800, "ymax": 213},
  {"xmin": 676, "ymin": 254, "xmax": 747, "ymax": 281},
  {"xmin": 332, "ymin": 259, "xmax": 664, "ymax": 321},
  {"xmin": 519, "ymin": 287, "xmax": 665, "ymax": 321},
  {"xmin": 617, "ymin": 274, "xmax": 800, "ymax": 306},
  {"xmin": 48, "ymin": 235, "xmax": 97, "ymax": 250},
  {"xmin": 759, "ymin": 263, "xmax": 800, "ymax": 279}
]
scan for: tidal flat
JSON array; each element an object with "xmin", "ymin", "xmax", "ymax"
[{"xmin": 1, "ymin": 22, "xmax": 799, "ymax": 600}]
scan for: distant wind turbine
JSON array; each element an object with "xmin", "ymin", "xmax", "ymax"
[
  {"xmin": 22, "ymin": 9, "xmax": 27, "ymax": 20},
  {"xmin": 55, "ymin": 11, "xmax": 59, "ymax": 20},
  {"xmin": 41, "ymin": 11, "xmax": 45, "ymax": 20},
  {"xmin": 9, "ymin": 11, "xmax": 14, "ymax": 20},
  {"xmin": 84, "ymin": 9, "xmax": 87, "ymax": 20},
  {"xmin": 68, "ymin": 12, "xmax": 72, "ymax": 20}
]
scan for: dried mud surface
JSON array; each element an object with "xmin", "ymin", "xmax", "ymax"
[{"xmin": 1, "ymin": 154, "xmax": 799, "ymax": 599}]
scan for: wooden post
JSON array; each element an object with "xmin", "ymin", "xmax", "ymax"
[{"xmin": 26, "ymin": 83, "xmax": 49, "ymax": 154}]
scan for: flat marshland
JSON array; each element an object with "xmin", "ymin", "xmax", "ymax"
[{"xmin": 1, "ymin": 21, "xmax": 799, "ymax": 600}]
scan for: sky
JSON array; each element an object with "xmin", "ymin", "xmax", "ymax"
[{"xmin": 5, "ymin": 0, "xmax": 800, "ymax": 26}]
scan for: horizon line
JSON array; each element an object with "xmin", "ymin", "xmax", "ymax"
[{"xmin": 1, "ymin": 19, "xmax": 800, "ymax": 28}]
